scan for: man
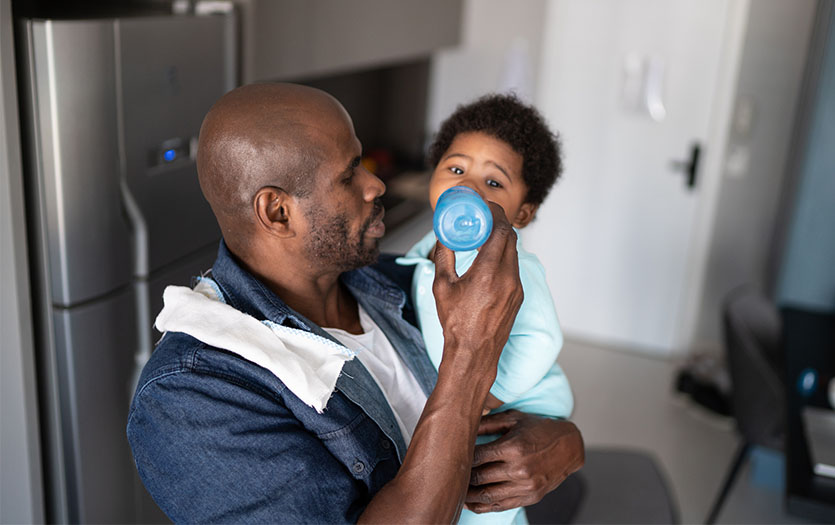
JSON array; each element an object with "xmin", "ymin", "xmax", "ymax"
[{"xmin": 127, "ymin": 83, "xmax": 583, "ymax": 523}]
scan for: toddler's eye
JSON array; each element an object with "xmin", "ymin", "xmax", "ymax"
[
  {"xmin": 486, "ymin": 179, "xmax": 502, "ymax": 189},
  {"xmin": 450, "ymin": 166, "xmax": 464, "ymax": 175}
]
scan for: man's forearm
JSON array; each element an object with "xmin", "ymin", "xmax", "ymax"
[
  {"xmin": 360, "ymin": 207, "xmax": 523, "ymax": 523},
  {"xmin": 359, "ymin": 351, "xmax": 495, "ymax": 523}
]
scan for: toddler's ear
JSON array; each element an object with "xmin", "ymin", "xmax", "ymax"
[{"xmin": 512, "ymin": 202, "xmax": 538, "ymax": 228}]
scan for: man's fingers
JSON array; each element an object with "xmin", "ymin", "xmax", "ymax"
[
  {"xmin": 486, "ymin": 200, "xmax": 511, "ymax": 230},
  {"xmin": 499, "ymin": 223, "xmax": 520, "ymax": 272},
  {"xmin": 467, "ymin": 416, "xmax": 584, "ymax": 514},
  {"xmin": 471, "ymin": 437, "xmax": 511, "ymax": 468},
  {"xmin": 469, "ymin": 461, "xmax": 512, "ymax": 487},
  {"xmin": 432, "ymin": 240, "xmax": 457, "ymax": 281},
  {"xmin": 473, "ymin": 202, "xmax": 513, "ymax": 266},
  {"xmin": 476, "ymin": 410, "xmax": 521, "ymax": 436},
  {"xmin": 466, "ymin": 496, "xmax": 528, "ymax": 515},
  {"xmin": 465, "ymin": 481, "xmax": 540, "ymax": 513}
]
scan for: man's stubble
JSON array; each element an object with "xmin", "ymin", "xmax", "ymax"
[{"xmin": 304, "ymin": 198, "xmax": 384, "ymax": 272}]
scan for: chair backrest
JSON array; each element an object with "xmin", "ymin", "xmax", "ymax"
[{"xmin": 722, "ymin": 285, "xmax": 785, "ymax": 450}]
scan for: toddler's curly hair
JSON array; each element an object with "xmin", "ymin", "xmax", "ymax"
[{"xmin": 428, "ymin": 93, "xmax": 562, "ymax": 206}]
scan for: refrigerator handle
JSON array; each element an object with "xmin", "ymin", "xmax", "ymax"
[{"xmin": 115, "ymin": 20, "xmax": 152, "ymax": 396}]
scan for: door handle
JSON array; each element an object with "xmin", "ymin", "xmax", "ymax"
[
  {"xmin": 671, "ymin": 142, "xmax": 701, "ymax": 189},
  {"xmin": 644, "ymin": 56, "xmax": 667, "ymax": 122}
]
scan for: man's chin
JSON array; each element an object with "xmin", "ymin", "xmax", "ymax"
[
  {"xmin": 363, "ymin": 241, "xmax": 381, "ymax": 266},
  {"xmin": 339, "ymin": 244, "xmax": 379, "ymax": 272},
  {"xmin": 361, "ymin": 245, "xmax": 381, "ymax": 267},
  {"xmin": 362, "ymin": 233, "xmax": 381, "ymax": 253}
]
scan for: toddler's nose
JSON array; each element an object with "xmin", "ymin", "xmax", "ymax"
[{"xmin": 457, "ymin": 181, "xmax": 486, "ymax": 201}]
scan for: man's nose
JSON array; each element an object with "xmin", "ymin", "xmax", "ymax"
[{"xmin": 361, "ymin": 165, "xmax": 386, "ymax": 201}]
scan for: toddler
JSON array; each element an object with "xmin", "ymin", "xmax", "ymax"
[{"xmin": 397, "ymin": 93, "xmax": 573, "ymax": 525}]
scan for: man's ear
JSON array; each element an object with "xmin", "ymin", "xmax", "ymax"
[
  {"xmin": 512, "ymin": 202, "xmax": 538, "ymax": 228},
  {"xmin": 253, "ymin": 186, "xmax": 295, "ymax": 238}
]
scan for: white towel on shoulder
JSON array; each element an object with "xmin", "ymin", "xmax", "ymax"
[{"xmin": 155, "ymin": 278, "xmax": 355, "ymax": 413}]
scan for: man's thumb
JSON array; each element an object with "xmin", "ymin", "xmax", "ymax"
[{"xmin": 433, "ymin": 241, "xmax": 458, "ymax": 281}]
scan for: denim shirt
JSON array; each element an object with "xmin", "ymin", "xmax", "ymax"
[{"xmin": 127, "ymin": 241, "xmax": 437, "ymax": 523}]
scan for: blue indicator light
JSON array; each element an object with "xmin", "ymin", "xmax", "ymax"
[
  {"xmin": 163, "ymin": 149, "xmax": 177, "ymax": 162},
  {"xmin": 797, "ymin": 367, "xmax": 818, "ymax": 397}
]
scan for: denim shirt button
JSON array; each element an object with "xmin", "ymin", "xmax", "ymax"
[
  {"xmin": 352, "ymin": 461, "xmax": 365, "ymax": 473},
  {"xmin": 380, "ymin": 439, "xmax": 390, "ymax": 450}
]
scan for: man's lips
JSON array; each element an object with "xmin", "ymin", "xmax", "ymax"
[{"xmin": 365, "ymin": 208, "xmax": 386, "ymax": 238}]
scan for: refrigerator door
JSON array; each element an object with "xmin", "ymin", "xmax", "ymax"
[
  {"xmin": 23, "ymin": 20, "xmax": 132, "ymax": 307},
  {"xmin": 118, "ymin": 15, "xmax": 234, "ymax": 275},
  {"xmin": 52, "ymin": 288, "xmax": 139, "ymax": 523}
]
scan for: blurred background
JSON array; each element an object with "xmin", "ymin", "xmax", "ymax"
[{"xmin": 2, "ymin": 0, "xmax": 833, "ymax": 523}]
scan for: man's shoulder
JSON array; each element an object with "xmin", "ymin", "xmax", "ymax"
[
  {"xmin": 133, "ymin": 331, "xmax": 289, "ymax": 403},
  {"xmin": 138, "ymin": 331, "xmax": 204, "ymax": 381}
]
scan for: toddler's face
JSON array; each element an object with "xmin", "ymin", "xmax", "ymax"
[{"xmin": 429, "ymin": 132, "xmax": 537, "ymax": 228}]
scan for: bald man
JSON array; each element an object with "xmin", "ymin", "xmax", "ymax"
[{"xmin": 127, "ymin": 83, "xmax": 583, "ymax": 523}]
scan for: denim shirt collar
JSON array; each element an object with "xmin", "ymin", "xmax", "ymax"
[
  {"xmin": 209, "ymin": 240, "xmax": 436, "ymax": 461},
  {"xmin": 210, "ymin": 240, "xmax": 317, "ymax": 330}
]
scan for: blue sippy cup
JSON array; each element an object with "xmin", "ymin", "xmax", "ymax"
[{"xmin": 433, "ymin": 186, "xmax": 493, "ymax": 251}]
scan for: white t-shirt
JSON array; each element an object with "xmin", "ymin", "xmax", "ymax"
[{"xmin": 324, "ymin": 306, "xmax": 428, "ymax": 445}]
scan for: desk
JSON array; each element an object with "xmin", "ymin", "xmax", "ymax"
[{"xmin": 783, "ymin": 307, "xmax": 835, "ymax": 521}]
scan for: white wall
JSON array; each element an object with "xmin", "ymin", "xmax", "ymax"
[
  {"xmin": 426, "ymin": 0, "xmax": 549, "ymax": 134},
  {"xmin": 0, "ymin": 0, "xmax": 45, "ymax": 521}
]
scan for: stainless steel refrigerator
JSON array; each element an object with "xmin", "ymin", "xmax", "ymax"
[{"xmin": 17, "ymin": 10, "xmax": 236, "ymax": 523}]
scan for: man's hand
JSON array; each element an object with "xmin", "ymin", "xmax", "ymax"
[
  {"xmin": 465, "ymin": 410, "xmax": 585, "ymax": 513},
  {"xmin": 432, "ymin": 201, "xmax": 524, "ymax": 376}
]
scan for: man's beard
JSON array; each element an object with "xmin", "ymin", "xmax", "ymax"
[{"xmin": 305, "ymin": 199, "xmax": 383, "ymax": 271}]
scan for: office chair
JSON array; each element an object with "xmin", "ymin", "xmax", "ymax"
[
  {"xmin": 704, "ymin": 285, "xmax": 784, "ymax": 524},
  {"xmin": 527, "ymin": 448, "xmax": 679, "ymax": 524}
]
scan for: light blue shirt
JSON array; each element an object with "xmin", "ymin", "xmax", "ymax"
[
  {"xmin": 397, "ymin": 230, "xmax": 573, "ymax": 525},
  {"xmin": 397, "ymin": 229, "xmax": 573, "ymax": 419}
]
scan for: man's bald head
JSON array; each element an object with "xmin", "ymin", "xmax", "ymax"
[{"xmin": 196, "ymin": 83, "xmax": 347, "ymax": 251}]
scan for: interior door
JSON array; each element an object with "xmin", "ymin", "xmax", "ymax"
[{"xmin": 529, "ymin": 0, "xmax": 741, "ymax": 355}]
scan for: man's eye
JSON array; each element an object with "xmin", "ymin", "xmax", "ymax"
[
  {"xmin": 450, "ymin": 167, "xmax": 464, "ymax": 175},
  {"xmin": 486, "ymin": 179, "xmax": 502, "ymax": 189}
]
